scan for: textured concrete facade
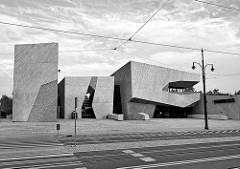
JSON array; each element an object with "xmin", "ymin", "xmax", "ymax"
[
  {"xmin": 191, "ymin": 94, "xmax": 240, "ymax": 120},
  {"xmin": 13, "ymin": 43, "xmax": 58, "ymax": 122},
  {"xmin": 92, "ymin": 77, "xmax": 114, "ymax": 119},
  {"xmin": 112, "ymin": 61, "xmax": 201, "ymax": 120},
  {"xmin": 58, "ymin": 76, "xmax": 114, "ymax": 119}
]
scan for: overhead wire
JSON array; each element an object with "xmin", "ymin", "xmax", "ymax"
[
  {"xmin": 130, "ymin": 39, "xmax": 240, "ymax": 56},
  {"xmin": 114, "ymin": 0, "xmax": 171, "ymax": 50},
  {"xmin": 0, "ymin": 21, "xmax": 126, "ymax": 41},
  {"xmin": 0, "ymin": 12, "xmax": 240, "ymax": 56},
  {"xmin": 59, "ymin": 49, "xmax": 113, "ymax": 53},
  {"xmin": 194, "ymin": 0, "xmax": 240, "ymax": 12},
  {"xmin": 116, "ymin": 50, "xmax": 193, "ymax": 72}
]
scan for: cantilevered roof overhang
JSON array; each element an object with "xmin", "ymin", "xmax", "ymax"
[{"xmin": 168, "ymin": 81, "xmax": 199, "ymax": 89}]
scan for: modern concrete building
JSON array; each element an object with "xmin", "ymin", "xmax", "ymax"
[
  {"xmin": 12, "ymin": 43, "xmax": 240, "ymax": 121},
  {"xmin": 13, "ymin": 43, "xmax": 58, "ymax": 122},
  {"xmin": 112, "ymin": 61, "xmax": 201, "ymax": 120}
]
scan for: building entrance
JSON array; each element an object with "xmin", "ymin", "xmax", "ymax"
[{"xmin": 153, "ymin": 105, "xmax": 191, "ymax": 118}]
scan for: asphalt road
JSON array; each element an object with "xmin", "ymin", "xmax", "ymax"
[
  {"xmin": 0, "ymin": 136, "xmax": 86, "ymax": 169},
  {"xmin": 1, "ymin": 131, "xmax": 240, "ymax": 169},
  {"xmin": 75, "ymin": 140, "xmax": 240, "ymax": 169}
]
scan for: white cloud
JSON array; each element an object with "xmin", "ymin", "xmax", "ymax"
[
  {"xmin": 0, "ymin": 0, "xmax": 239, "ymax": 96},
  {"xmin": 0, "ymin": 59, "xmax": 13, "ymax": 77}
]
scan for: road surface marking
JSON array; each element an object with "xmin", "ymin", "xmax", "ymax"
[
  {"xmin": 139, "ymin": 142, "xmax": 240, "ymax": 155},
  {"xmin": 122, "ymin": 150, "xmax": 155, "ymax": 162},
  {"xmin": 122, "ymin": 150, "xmax": 135, "ymax": 154},
  {"xmin": 116, "ymin": 154, "xmax": 240, "ymax": 169},
  {"xmin": 0, "ymin": 156, "xmax": 78, "ymax": 167},
  {"xmin": 3, "ymin": 161, "xmax": 83, "ymax": 169},
  {"xmin": 0, "ymin": 144, "xmax": 64, "ymax": 149},
  {"xmin": 0, "ymin": 153, "xmax": 74, "ymax": 162},
  {"xmin": 131, "ymin": 153, "xmax": 144, "ymax": 157},
  {"xmin": 140, "ymin": 157, "xmax": 156, "ymax": 162}
]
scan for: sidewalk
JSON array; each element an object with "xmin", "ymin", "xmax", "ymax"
[{"xmin": 0, "ymin": 118, "xmax": 240, "ymax": 138}]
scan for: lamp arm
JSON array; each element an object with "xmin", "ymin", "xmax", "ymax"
[
  {"xmin": 204, "ymin": 63, "xmax": 213, "ymax": 69},
  {"xmin": 193, "ymin": 62, "xmax": 202, "ymax": 67}
]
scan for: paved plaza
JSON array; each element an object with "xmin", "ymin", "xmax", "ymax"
[{"xmin": 0, "ymin": 118, "xmax": 240, "ymax": 138}]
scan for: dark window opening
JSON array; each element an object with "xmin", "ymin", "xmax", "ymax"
[
  {"xmin": 153, "ymin": 105, "xmax": 192, "ymax": 118},
  {"xmin": 82, "ymin": 77, "xmax": 97, "ymax": 118},
  {"xmin": 113, "ymin": 85, "xmax": 122, "ymax": 114}
]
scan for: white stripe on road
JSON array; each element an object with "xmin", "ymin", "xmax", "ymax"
[
  {"xmin": 131, "ymin": 153, "xmax": 144, "ymax": 157},
  {"xmin": 139, "ymin": 142, "xmax": 240, "ymax": 155},
  {"xmin": 0, "ymin": 143, "xmax": 64, "ymax": 149},
  {"xmin": 3, "ymin": 161, "xmax": 83, "ymax": 169},
  {"xmin": 140, "ymin": 157, "xmax": 156, "ymax": 162},
  {"xmin": 0, "ymin": 154, "xmax": 73, "ymax": 162},
  {"xmin": 116, "ymin": 154, "xmax": 240, "ymax": 169},
  {"xmin": 0, "ymin": 156, "xmax": 77, "ymax": 167},
  {"xmin": 122, "ymin": 150, "xmax": 135, "ymax": 154},
  {"xmin": 122, "ymin": 150, "xmax": 156, "ymax": 162}
]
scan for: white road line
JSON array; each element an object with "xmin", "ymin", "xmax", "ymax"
[
  {"xmin": 122, "ymin": 150, "xmax": 135, "ymax": 154},
  {"xmin": 0, "ymin": 156, "xmax": 77, "ymax": 167},
  {"xmin": 140, "ymin": 157, "xmax": 156, "ymax": 162},
  {"xmin": 122, "ymin": 150, "xmax": 155, "ymax": 162},
  {"xmin": 0, "ymin": 144, "xmax": 64, "ymax": 149},
  {"xmin": 3, "ymin": 161, "xmax": 82, "ymax": 169},
  {"xmin": 116, "ymin": 154, "xmax": 240, "ymax": 169},
  {"xmin": 28, "ymin": 162, "xmax": 83, "ymax": 169},
  {"xmin": 131, "ymin": 153, "xmax": 144, "ymax": 157},
  {"xmin": 0, "ymin": 153, "xmax": 74, "ymax": 162},
  {"xmin": 139, "ymin": 142, "xmax": 240, "ymax": 155}
]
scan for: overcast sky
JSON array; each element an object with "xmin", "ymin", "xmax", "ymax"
[{"xmin": 0, "ymin": 0, "xmax": 240, "ymax": 96}]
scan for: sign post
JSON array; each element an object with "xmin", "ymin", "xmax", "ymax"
[{"xmin": 75, "ymin": 97, "xmax": 77, "ymax": 147}]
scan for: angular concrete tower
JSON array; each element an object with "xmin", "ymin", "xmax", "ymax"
[{"xmin": 13, "ymin": 43, "xmax": 58, "ymax": 121}]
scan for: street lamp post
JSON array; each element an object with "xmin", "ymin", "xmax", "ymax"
[{"xmin": 192, "ymin": 48, "xmax": 214, "ymax": 130}]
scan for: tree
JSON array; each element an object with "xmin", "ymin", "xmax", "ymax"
[
  {"xmin": 207, "ymin": 89, "xmax": 229, "ymax": 95},
  {"xmin": 207, "ymin": 90, "xmax": 213, "ymax": 95},
  {"xmin": 235, "ymin": 90, "xmax": 240, "ymax": 95},
  {"xmin": 0, "ymin": 95, "xmax": 13, "ymax": 115},
  {"xmin": 213, "ymin": 89, "xmax": 219, "ymax": 95}
]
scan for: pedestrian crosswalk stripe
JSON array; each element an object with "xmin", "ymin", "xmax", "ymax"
[{"xmin": 140, "ymin": 157, "xmax": 156, "ymax": 162}]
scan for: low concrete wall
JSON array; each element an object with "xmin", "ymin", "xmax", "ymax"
[
  {"xmin": 107, "ymin": 114, "xmax": 123, "ymax": 121},
  {"xmin": 192, "ymin": 95, "xmax": 240, "ymax": 120},
  {"xmin": 188, "ymin": 114, "xmax": 228, "ymax": 120}
]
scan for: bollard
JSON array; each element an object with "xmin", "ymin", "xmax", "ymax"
[{"xmin": 56, "ymin": 124, "xmax": 60, "ymax": 135}]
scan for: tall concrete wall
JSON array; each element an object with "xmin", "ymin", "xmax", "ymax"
[
  {"xmin": 92, "ymin": 77, "xmax": 114, "ymax": 119},
  {"xmin": 60, "ymin": 76, "xmax": 114, "ymax": 119},
  {"xmin": 64, "ymin": 77, "xmax": 91, "ymax": 119},
  {"xmin": 192, "ymin": 94, "xmax": 240, "ymax": 120},
  {"xmin": 111, "ymin": 62, "xmax": 132, "ymax": 119},
  {"xmin": 13, "ymin": 43, "xmax": 58, "ymax": 121}
]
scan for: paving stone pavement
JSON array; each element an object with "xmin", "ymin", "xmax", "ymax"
[
  {"xmin": 1, "ymin": 119, "xmax": 240, "ymax": 138},
  {"xmin": 65, "ymin": 136, "xmax": 240, "ymax": 153}
]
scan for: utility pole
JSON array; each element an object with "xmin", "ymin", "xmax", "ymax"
[
  {"xmin": 192, "ymin": 48, "xmax": 214, "ymax": 130},
  {"xmin": 75, "ymin": 97, "xmax": 77, "ymax": 147}
]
